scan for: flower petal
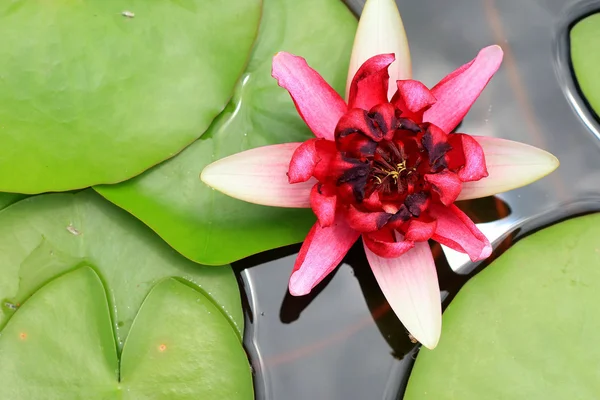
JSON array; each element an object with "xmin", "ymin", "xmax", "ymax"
[
  {"xmin": 288, "ymin": 139, "xmax": 319, "ymax": 183},
  {"xmin": 310, "ymin": 183, "xmax": 337, "ymax": 227},
  {"xmin": 404, "ymin": 217, "xmax": 437, "ymax": 242},
  {"xmin": 423, "ymin": 45, "xmax": 503, "ymax": 133},
  {"xmin": 392, "ymin": 80, "xmax": 437, "ymax": 120},
  {"xmin": 346, "ymin": 0, "xmax": 412, "ymax": 100},
  {"xmin": 457, "ymin": 136, "xmax": 560, "ymax": 200},
  {"xmin": 348, "ymin": 54, "xmax": 395, "ymax": 110},
  {"xmin": 201, "ymin": 143, "xmax": 313, "ymax": 208},
  {"xmin": 272, "ymin": 52, "xmax": 347, "ymax": 141},
  {"xmin": 289, "ymin": 214, "xmax": 360, "ymax": 295},
  {"xmin": 363, "ymin": 228, "xmax": 414, "ymax": 258},
  {"xmin": 424, "ymin": 171, "xmax": 462, "ymax": 205},
  {"xmin": 364, "ymin": 241, "xmax": 441, "ymax": 349},
  {"xmin": 429, "ymin": 203, "xmax": 492, "ymax": 262},
  {"xmin": 447, "ymin": 134, "xmax": 489, "ymax": 182},
  {"xmin": 346, "ymin": 205, "xmax": 391, "ymax": 232}
]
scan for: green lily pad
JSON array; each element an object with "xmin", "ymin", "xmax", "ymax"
[
  {"xmin": 120, "ymin": 277, "xmax": 253, "ymax": 399},
  {"xmin": 95, "ymin": 0, "xmax": 357, "ymax": 265},
  {"xmin": 405, "ymin": 213, "xmax": 600, "ymax": 399},
  {"xmin": 571, "ymin": 14, "xmax": 600, "ymax": 117},
  {"xmin": 0, "ymin": 267, "xmax": 252, "ymax": 399},
  {"xmin": 0, "ymin": 190, "xmax": 243, "ymax": 348},
  {"xmin": 0, "ymin": 0, "xmax": 261, "ymax": 193},
  {"xmin": 0, "ymin": 193, "xmax": 27, "ymax": 210}
]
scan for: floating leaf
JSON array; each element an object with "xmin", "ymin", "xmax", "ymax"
[
  {"xmin": 0, "ymin": 191, "xmax": 243, "ymax": 347},
  {"xmin": 0, "ymin": 267, "xmax": 252, "ymax": 399},
  {"xmin": 405, "ymin": 214, "xmax": 600, "ymax": 399},
  {"xmin": 571, "ymin": 14, "xmax": 600, "ymax": 117},
  {"xmin": 95, "ymin": 0, "xmax": 357, "ymax": 265},
  {"xmin": 0, "ymin": 193, "xmax": 27, "ymax": 210},
  {"xmin": 0, "ymin": 0, "xmax": 261, "ymax": 192}
]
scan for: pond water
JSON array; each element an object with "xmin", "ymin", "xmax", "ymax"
[{"xmin": 234, "ymin": 0, "xmax": 600, "ymax": 398}]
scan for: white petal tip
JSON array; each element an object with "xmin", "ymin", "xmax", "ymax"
[
  {"xmin": 414, "ymin": 328, "xmax": 441, "ymax": 350},
  {"xmin": 288, "ymin": 274, "xmax": 311, "ymax": 297}
]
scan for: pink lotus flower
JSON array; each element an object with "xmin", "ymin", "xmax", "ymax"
[{"xmin": 201, "ymin": 0, "xmax": 558, "ymax": 349}]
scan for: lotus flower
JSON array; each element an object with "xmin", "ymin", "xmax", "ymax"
[{"xmin": 201, "ymin": 0, "xmax": 559, "ymax": 349}]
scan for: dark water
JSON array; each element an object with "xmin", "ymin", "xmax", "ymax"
[{"xmin": 234, "ymin": 0, "xmax": 600, "ymax": 398}]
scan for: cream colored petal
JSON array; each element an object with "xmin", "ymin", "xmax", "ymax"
[
  {"xmin": 364, "ymin": 240, "xmax": 442, "ymax": 349},
  {"xmin": 201, "ymin": 143, "xmax": 313, "ymax": 208},
  {"xmin": 346, "ymin": 0, "xmax": 412, "ymax": 100},
  {"xmin": 458, "ymin": 136, "xmax": 559, "ymax": 200}
]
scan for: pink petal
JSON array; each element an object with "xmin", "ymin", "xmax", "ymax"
[
  {"xmin": 347, "ymin": 0, "xmax": 412, "ymax": 100},
  {"xmin": 458, "ymin": 136, "xmax": 560, "ymax": 200},
  {"xmin": 429, "ymin": 203, "xmax": 492, "ymax": 262},
  {"xmin": 348, "ymin": 54, "xmax": 395, "ymax": 110},
  {"xmin": 447, "ymin": 134, "xmax": 489, "ymax": 182},
  {"xmin": 288, "ymin": 139, "xmax": 319, "ymax": 183},
  {"xmin": 404, "ymin": 217, "xmax": 437, "ymax": 242},
  {"xmin": 423, "ymin": 45, "xmax": 503, "ymax": 133},
  {"xmin": 424, "ymin": 171, "xmax": 462, "ymax": 205},
  {"xmin": 310, "ymin": 183, "xmax": 337, "ymax": 227},
  {"xmin": 363, "ymin": 229, "xmax": 414, "ymax": 258},
  {"xmin": 346, "ymin": 205, "xmax": 391, "ymax": 233},
  {"xmin": 272, "ymin": 52, "xmax": 347, "ymax": 141},
  {"xmin": 364, "ymin": 241, "xmax": 442, "ymax": 349},
  {"xmin": 289, "ymin": 214, "xmax": 360, "ymax": 296},
  {"xmin": 392, "ymin": 80, "xmax": 437, "ymax": 119},
  {"xmin": 201, "ymin": 143, "xmax": 313, "ymax": 208}
]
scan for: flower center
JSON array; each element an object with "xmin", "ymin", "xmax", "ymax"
[{"xmin": 333, "ymin": 105, "xmax": 454, "ymax": 219}]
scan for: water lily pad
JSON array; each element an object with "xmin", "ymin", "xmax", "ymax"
[
  {"xmin": 571, "ymin": 13, "xmax": 600, "ymax": 117},
  {"xmin": 95, "ymin": 0, "xmax": 357, "ymax": 265},
  {"xmin": 0, "ymin": 0, "xmax": 261, "ymax": 193},
  {"xmin": 0, "ymin": 193, "xmax": 27, "ymax": 210},
  {"xmin": 405, "ymin": 214, "xmax": 600, "ymax": 399},
  {"xmin": 0, "ymin": 267, "xmax": 252, "ymax": 399},
  {"xmin": 0, "ymin": 191, "xmax": 243, "ymax": 348},
  {"xmin": 120, "ymin": 278, "xmax": 253, "ymax": 399}
]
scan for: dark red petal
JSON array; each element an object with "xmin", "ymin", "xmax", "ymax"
[
  {"xmin": 404, "ymin": 192, "xmax": 430, "ymax": 217},
  {"xmin": 424, "ymin": 170, "xmax": 462, "ymax": 205},
  {"xmin": 288, "ymin": 139, "xmax": 320, "ymax": 183},
  {"xmin": 421, "ymin": 124, "xmax": 452, "ymax": 170},
  {"xmin": 423, "ymin": 46, "xmax": 503, "ymax": 134},
  {"xmin": 370, "ymin": 103, "xmax": 398, "ymax": 141},
  {"xmin": 363, "ymin": 229, "xmax": 415, "ymax": 258},
  {"xmin": 272, "ymin": 52, "xmax": 347, "ymax": 141},
  {"xmin": 336, "ymin": 108, "xmax": 385, "ymax": 142},
  {"xmin": 289, "ymin": 214, "xmax": 360, "ymax": 296},
  {"xmin": 392, "ymin": 79, "xmax": 437, "ymax": 120},
  {"xmin": 348, "ymin": 54, "xmax": 395, "ymax": 110},
  {"xmin": 447, "ymin": 134, "xmax": 488, "ymax": 182},
  {"xmin": 345, "ymin": 205, "xmax": 392, "ymax": 233},
  {"xmin": 310, "ymin": 183, "xmax": 337, "ymax": 227},
  {"xmin": 429, "ymin": 203, "xmax": 492, "ymax": 262},
  {"xmin": 404, "ymin": 217, "xmax": 437, "ymax": 242}
]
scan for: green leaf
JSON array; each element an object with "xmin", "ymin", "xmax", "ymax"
[
  {"xmin": 571, "ymin": 14, "xmax": 600, "ymax": 117},
  {"xmin": 0, "ymin": 267, "xmax": 253, "ymax": 399},
  {"xmin": 405, "ymin": 214, "xmax": 600, "ymax": 400},
  {"xmin": 0, "ymin": 191, "xmax": 244, "ymax": 347},
  {"xmin": 120, "ymin": 278, "xmax": 253, "ymax": 399},
  {"xmin": 0, "ymin": 267, "xmax": 118, "ymax": 399},
  {"xmin": 95, "ymin": 0, "xmax": 357, "ymax": 265},
  {"xmin": 0, "ymin": 193, "xmax": 27, "ymax": 210},
  {"xmin": 0, "ymin": 0, "xmax": 261, "ymax": 193}
]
